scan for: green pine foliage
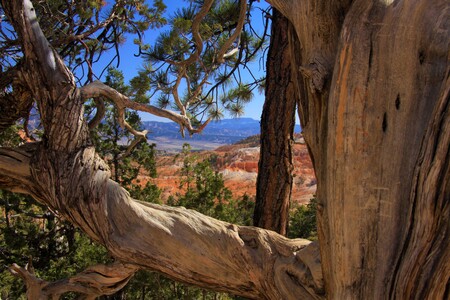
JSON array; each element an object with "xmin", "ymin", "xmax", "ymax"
[
  {"xmin": 288, "ymin": 198, "xmax": 318, "ymax": 240},
  {"xmin": 0, "ymin": 0, "xmax": 166, "ymax": 82},
  {"xmin": 168, "ymin": 143, "xmax": 254, "ymax": 225},
  {"xmin": 145, "ymin": 0, "xmax": 268, "ymax": 123}
]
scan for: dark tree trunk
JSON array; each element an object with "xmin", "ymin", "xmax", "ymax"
[{"xmin": 253, "ymin": 9, "xmax": 297, "ymax": 236}]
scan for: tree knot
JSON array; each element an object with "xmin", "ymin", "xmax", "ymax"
[{"xmin": 299, "ymin": 58, "xmax": 329, "ymax": 93}]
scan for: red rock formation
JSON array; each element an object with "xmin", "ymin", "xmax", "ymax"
[{"xmin": 138, "ymin": 138, "xmax": 316, "ymax": 205}]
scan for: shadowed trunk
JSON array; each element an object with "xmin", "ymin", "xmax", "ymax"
[{"xmin": 254, "ymin": 9, "xmax": 297, "ymax": 236}]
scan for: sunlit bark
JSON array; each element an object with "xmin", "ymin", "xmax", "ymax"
[{"xmin": 268, "ymin": 0, "xmax": 449, "ymax": 298}]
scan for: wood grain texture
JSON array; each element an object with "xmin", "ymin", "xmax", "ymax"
[{"xmin": 269, "ymin": 0, "xmax": 449, "ymax": 298}]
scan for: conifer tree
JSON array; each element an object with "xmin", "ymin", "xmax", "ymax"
[{"xmin": 144, "ymin": 0, "xmax": 268, "ymax": 125}]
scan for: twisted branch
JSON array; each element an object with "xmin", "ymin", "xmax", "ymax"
[
  {"xmin": 9, "ymin": 262, "xmax": 138, "ymax": 299},
  {"xmin": 80, "ymin": 80, "xmax": 211, "ymax": 143},
  {"xmin": 216, "ymin": 0, "xmax": 248, "ymax": 63}
]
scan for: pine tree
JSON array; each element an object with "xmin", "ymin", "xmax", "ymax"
[
  {"xmin": 144, "ymin": 0, "xmax": 268, "ymax": 126},
  {"xmin": 1, "ymin": 1, "xmax": 269, "ymax": 296}
]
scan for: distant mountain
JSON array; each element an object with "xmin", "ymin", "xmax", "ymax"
[{"xmin": 142, "ymin": 118, "xmax": 301, "ymax": 151}]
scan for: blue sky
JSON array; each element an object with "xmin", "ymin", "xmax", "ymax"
[{"xmin": 93, "ymin": 0, "xmax": 271, "ymax": 122}]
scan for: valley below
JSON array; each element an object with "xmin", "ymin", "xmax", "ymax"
[{"xmin": 138, "ymin": 134, "xmax": 316, "ymax": 205}]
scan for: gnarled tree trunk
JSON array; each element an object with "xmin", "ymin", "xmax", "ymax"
[{"xmin": 269, "ymin": 0, "xmax": 449, "ymax": 298}]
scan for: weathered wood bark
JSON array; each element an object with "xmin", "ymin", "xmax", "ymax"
[
  {"xmin": 0, "ymin": 1, "xmax": 324, "ymax": 299},
  {"xmin": 0, "ymin": 146, "xmax": 324, "ymax": 299},
  {"xmin": 9, "ymin": 262, "xmax": 138, "ymax": 299},
  {"xmin": 268, "ymin": 0, "xmax": 449, "ymax": 298},
  {"xmin": 254, "ymin": 9, "xmax": 297, "ymax": 236}
]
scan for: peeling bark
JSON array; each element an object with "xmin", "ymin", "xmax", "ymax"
[
  {"xmin": 322, "ymin": 1, "xmax": 449, "ymax": 298},
  {"xmin": 0, "ymin": 65, "xmax": 33, "ymax": 133}
]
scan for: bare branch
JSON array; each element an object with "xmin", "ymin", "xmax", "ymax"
[
  {"xmin": 0, "ymin": 140, "xmax": 324, "ymax": 299},
  {"xmin": 88, "ymin": 98, "xmax": 106, "ymax": 130},
  {"xmin": 9, "ymin": 262, "xmax": 138, "ymax": 299},
  {"xmin": 51, "ymin": 8, "xmax": 119, "ymax": 48},
  {"xmin": 216, "ymin": 0, "xmax": 248, "ymax": 64},
  {"xmin": 80, "ymin": 81, "xmax": 210, "ymax": 137},
  {"xmin": 161, "ymin": 0, "xmax": 215, "ymax": 117},
  {"xmin": 114, "ymin": 104, "xmax": 148, "ymax": 156},
  {"xmin": 166, "ymin": 0, "xmax": 214, "ymax": 68},
  {"xmin": 79, "ymin": 181, "xmax": 324, "ymax": 299},
  {"xmin": 183, "ymin": 0, "xmax": 214, "ymax": 66},
  {"xmin": 172, "ymin": 68, "xmax": 187, "ymax": 115}
]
